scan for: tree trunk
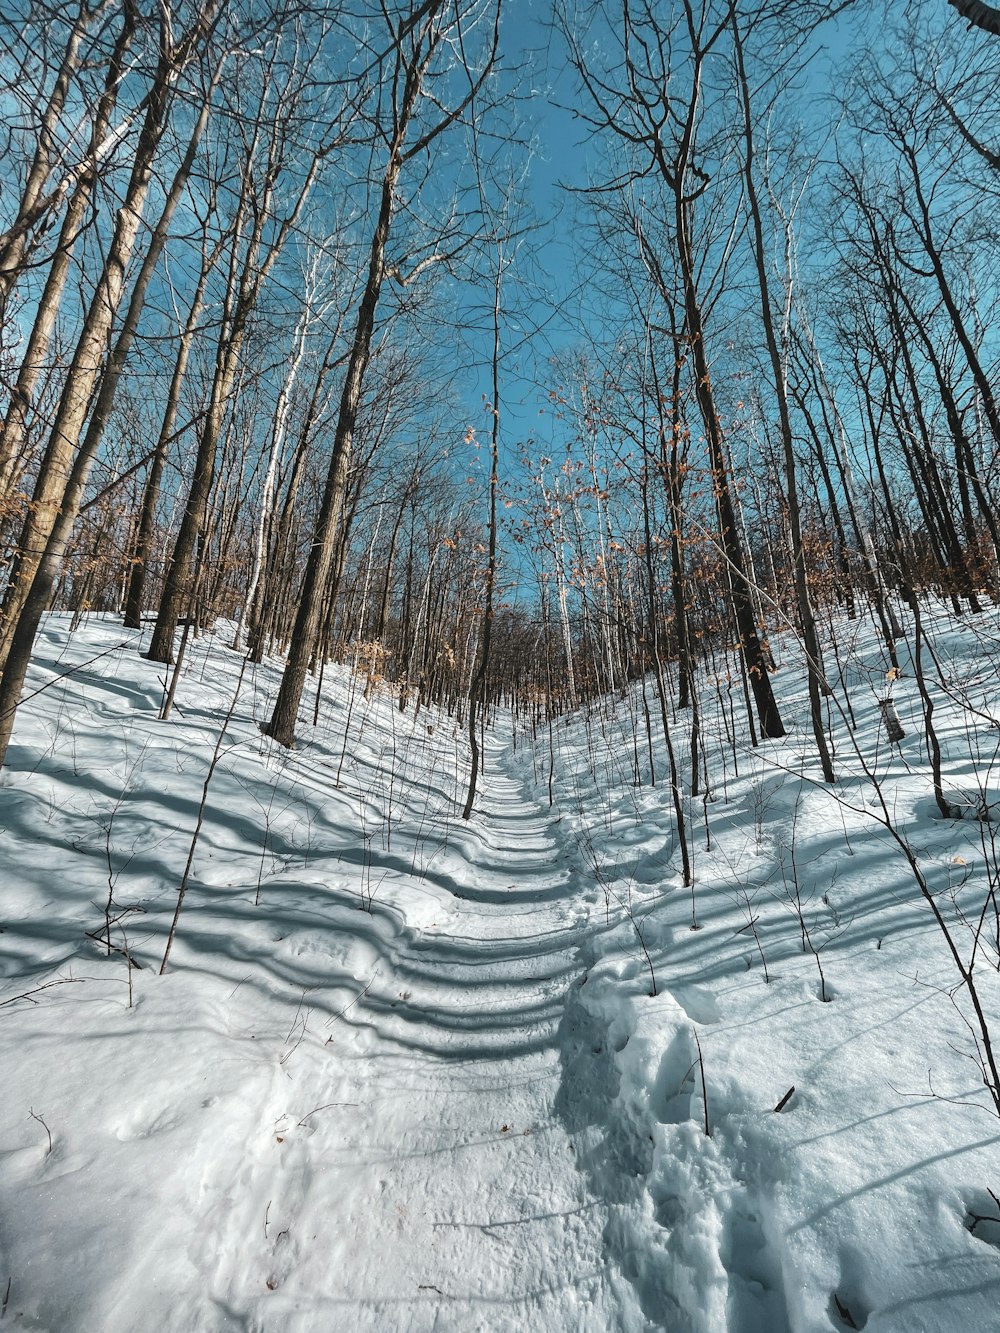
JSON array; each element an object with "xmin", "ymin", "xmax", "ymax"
[
  {"xmin": 0, "ymin": 3, "xmax": 138, "ymax": 513},
  {"xmin": 264, "ymin": 34, "xmax": 434, "ymax": 747},
  {"xmin": 732, "ymin": 16, "xmax": 827, "ymax": 771}
]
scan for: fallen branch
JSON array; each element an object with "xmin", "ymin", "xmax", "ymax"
[{"xmin": 0, "ymin": 976, "xmax": 86, "ymax": 1009}]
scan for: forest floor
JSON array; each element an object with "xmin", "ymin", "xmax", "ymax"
[{"xmin": 2, "ymin": 610, "xmax": 1000, "ymax": 1331}]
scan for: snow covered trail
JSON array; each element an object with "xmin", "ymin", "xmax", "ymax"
[
  {"xmin": 168, "ymin": 728, "xmax": 649, "ymax": 1333},
  {"xmin": 0, "ymin": 621, "xmax": 648, "ymax": 1333},
  {"xmin": 6, "ymin": 617, "xmax": 1000, "ymax": 1332}
]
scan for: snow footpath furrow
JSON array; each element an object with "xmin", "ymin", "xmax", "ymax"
[
  {"xmin": 166, "ymin": 730, "xmax": 642, "ymax": 1332},
  {"xmin": 0, "ymin": 625, "xmax": 636, "ymax": 1331}
]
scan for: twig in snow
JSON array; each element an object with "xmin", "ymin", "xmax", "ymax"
[
  {"xmin": 156, "ymin": 676, "xmax": 185, "ymax": 717},
  {"xmin": 966, "ymin": 1188, "xmax": 1000, "ymax": 1235},
  {"xmin": 121, "ymin": 925, "xmax": 134, "ymax": 1009},
  {"xmin": 280, "ymin": 990, "xmax": 311, "ymax": 1067},
  {"xmin": 693, "ymin": 1031, "xmax": 710, "ymax": 1137},
  {"xmin": 296, "ymin": 1102, "xmax": 358, "ymax": 1126},
  {"xmin": 160, "ymin": 657, "xmax": 248, "ymax": 974},
  {"xmin": 84, "ymin": 928, "xmax": 144, "ymax": 970},
  {"xmin": 774, "ymin": 1086, "xmax": 795, "ymax": 1113},
  {"xmin": 324, "ymin": 969, "xmax": 379, "ymax": 1039},
  {"xmin": 833, "ymin": 1293, "xmax": 860, "ymax": 1329},
  {"xmin": 0, "ymin": 976, "xmax": 85, "ymax": 1008},
  {"xmin": 28, "ymin": 1108, "xmax": 52, "ymax": 1154}
]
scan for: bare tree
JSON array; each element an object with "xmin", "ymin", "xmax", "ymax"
[
  {"xmin": 730, "ymin": 9, "xmax": 835, "ymax": 777},
  {"xmin": 559, "ymin": 0, "xmax": 785, "ymax": 738},
  {"xmin": 145, "ymin": 25, "xmax": 340, "ymax": 666},
  {"xmin": 264, "ymin": 0, "xmax": 502, "ymax": 748},
  {"xmin": 0, "ymin": 0, "xmax": 223, "ymax": 767}
]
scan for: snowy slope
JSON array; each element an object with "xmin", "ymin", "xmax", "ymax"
[{"xmin": 2, "ymin": 610, "xmax": 1000, "ymax": 1331}]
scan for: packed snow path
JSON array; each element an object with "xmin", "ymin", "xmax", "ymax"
[
  {"xmin": 0, "ymin": 629, "xmax": 651, "ymax": 1332},
  {"xmin": 182, "ymin": 735, "xmax": 647, "ymax": 1332}
]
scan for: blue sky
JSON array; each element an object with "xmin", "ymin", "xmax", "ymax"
[{"xmin": 441, "ymin": 0, "xmax": 599, "ymax": 542}]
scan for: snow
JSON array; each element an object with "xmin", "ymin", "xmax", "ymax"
[{"xmin": 2, "ymin": 609, "xmax": 1000, "ymax": 1330}]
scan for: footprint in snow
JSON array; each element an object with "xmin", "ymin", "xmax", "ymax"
[
  {"xmin": 650, "ymin": 1028, "xmax": 701, "ymax": 1127},
  {"xmin": 829, "ymin": 1244, "xmax": 872, "ymax": 1330},
  {"xmin": 720, "ymin": 1199, "xmax": 791, "ymax": 1333},
  {"xmin": 113, "ymin": 1107, "xmax": 183, "ymax": 1142}
]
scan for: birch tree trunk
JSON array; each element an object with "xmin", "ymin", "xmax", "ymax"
[
  {"xmin": 146, "ymin": 63, "xmax": 323, "ymax": 665},
  {"xmin": 0, "ymin": 2, "xmax": 138, "ymax": 512},
  {"xmin": 0, "ymin": 2, "xmax": 222, "ymax": 767}
]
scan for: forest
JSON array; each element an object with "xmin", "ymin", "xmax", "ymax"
[
  {"xmin": 0, "ymin": 0, "xmax": 995, "ymax": 784},
  {"xmin": 3, "ymin": 0, "xmax": 1000, "ymax": 1329}
]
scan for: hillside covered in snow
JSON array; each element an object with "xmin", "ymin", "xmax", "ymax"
[{"xmin": 2, "ymin": 609, "xmax": 1000, "ymax": 1331}]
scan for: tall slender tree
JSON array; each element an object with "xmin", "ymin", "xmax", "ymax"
[{"xmin": 264, "ymin": 0, "xmax": 502, "ymax": 748}]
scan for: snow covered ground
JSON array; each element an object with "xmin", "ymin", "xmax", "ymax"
[{"xmin": 2, "ymin": 609, "xmax": 1000, "ymax": 1331}]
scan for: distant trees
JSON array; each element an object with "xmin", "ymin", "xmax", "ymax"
[
  {"xmin": 828, "ymin": 15, "xmax": 1000, "ymax": 618},
  {"xmin": 557, "ymin": 0, "xmax": 793, "ymax": 743},
  {"xmin": 534, "ymin": 0, "xmax": 1000, "ymax": 784}
]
